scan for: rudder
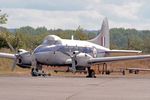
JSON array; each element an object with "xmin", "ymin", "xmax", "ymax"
[{"xmin": 89, "ymin": 17, "xmax": 110, "ymax": 48}]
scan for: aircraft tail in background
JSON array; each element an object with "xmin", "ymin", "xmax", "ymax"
[{"xmin": 89, "ymin": 17, "xmax": 110, "ymax": 48}]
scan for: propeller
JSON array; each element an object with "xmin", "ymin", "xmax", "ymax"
[
  {"xmin": 11, "ymin": 52, "xmax": 21, "ymax": 71},
  {"xmin": 9, "ymin": 49, "xmax": 18, "ymax": 71},
  {"xmin": 61, "ymin": 51, "xmax": 80, "ymax": 72},
  {"xmin": 11, "ymin": 53, "xmax": 21, "ymax": 71},
  {"xmin": 4, "ymin": 35, "xmax": 30, "ymax": 71},
  {"xmin": 71, "ymin": 55, "xmax": 77, "ymax": 73}
]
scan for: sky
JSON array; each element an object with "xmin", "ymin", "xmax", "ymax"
[{"xmin": 0, "ymin": 0, "xmax": 150, "ymax": 30}]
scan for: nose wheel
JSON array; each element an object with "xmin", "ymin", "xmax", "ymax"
[
  {"xmin": 86, "ymin": 67, "xmax": 96, "ymax": 78},
  {"xmin": 31, "ymin": 68, "xmax": 46, "ymax": 77},
  {"xmin": 31, "ymin": 64, "xmax": 46, "ymax": 77}
]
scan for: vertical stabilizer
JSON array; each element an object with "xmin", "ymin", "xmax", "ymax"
[{"xmin": 89, "ymin": 17, "xmax": 110, "ymax": 48}]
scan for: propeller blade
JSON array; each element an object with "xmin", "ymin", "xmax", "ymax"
[
  {"xmin": 11, "ymin": 58, "xmax": 17, "ymax": 71},
  {"xmin": 31, "ymin": 53, "xmax": 37, "ymax": 69},
  {"xmin": 6, "ymin": 39, "xmax": 17, "ymax": 71},
  {"xmin": 6, "ymin": 40, "xmax": 16, "ymax": 53},
  {"xmin": 61, "ymin": 51, "xmax": 80, "ymax": 72},
  {"xmin": 70, "ymin": 56, "xmax": 76, "ymax": 72}
]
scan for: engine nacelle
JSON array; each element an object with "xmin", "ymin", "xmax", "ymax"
[
  {"xmin": 75, "ymin": 53, "xmax": 92, "ymax": 67},
  {"xmin": 16, "ymin": 52, "xmax": 32, "ymax": 68}
]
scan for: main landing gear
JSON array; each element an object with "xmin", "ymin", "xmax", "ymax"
[{"xmin": 86, "ymin": 67, "xmax": 96, "ymax": 78}]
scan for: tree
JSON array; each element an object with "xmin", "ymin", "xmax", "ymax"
[
  {"xmin": 35, "ymin": 27, "xmax": 48, "ymax": 35},
  {"xmin": 17, "ymin": 26, "xmax": 35, "ymax": 34},
  {"xmin": 0, "ymin": 27, "xmax": 15, "ymax": 51},
  {"xmin": 0, "ymin": 10, "xmax": 8, "ymax": 24},
  {"xmin": 75, "ymin": 26, "xmax": 88, "ymax": 40}
]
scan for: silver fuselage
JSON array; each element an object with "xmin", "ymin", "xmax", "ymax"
[{"xmin": 33, "ymin": 38, "xmax": 109, "ymax": 66}]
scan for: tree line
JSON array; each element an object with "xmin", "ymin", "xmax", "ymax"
[
  {"xmin": 110, "ymin": 28, "xmax": 150, "ymax": 53},
  {"xmin": 0, "ymin": 26, "xmax": 150, "ymax": 53},
  {"xmin": 0, "ymin": 26, "xmax": 90, "ymax": 51}
]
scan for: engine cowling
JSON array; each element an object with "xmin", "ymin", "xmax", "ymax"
[
  {"xmin": 16, "ymin": 52, "xmax": 32, "ymax": 68},
  {"xmin": 75, "ymin": 53, "xmax": 92, "ymax": 67}
]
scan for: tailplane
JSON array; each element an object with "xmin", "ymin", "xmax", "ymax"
[{"xmin": 89, "ymin": 17, "xmax": 110, "ymax": 48}]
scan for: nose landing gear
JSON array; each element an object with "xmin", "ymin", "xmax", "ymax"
[
  {"xmin": 31, "ymin": 64, "xmax": 47, "ymax": 77},
  {"xmin": 31, "ymin": 68, "xmax": 46, "ymax": 77}
]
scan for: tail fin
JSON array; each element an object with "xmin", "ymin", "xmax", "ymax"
[{"xmin": 89, "ymin": 17, "xmax": 110, "ymax": 48}]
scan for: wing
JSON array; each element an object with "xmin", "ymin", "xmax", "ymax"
[
  {"xmin": 0, "ymin": 52, "xmax": 16, "ymax": 59},
  {"xmin": 106, "ymin": 50, "xmax": 142, "ymax": 54},
  {"xmin": 88, "ymin": 55, "xmax": 150, "ymax": 64}
]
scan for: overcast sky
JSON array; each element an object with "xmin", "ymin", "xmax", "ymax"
[{"xmin": 0, "ymin": 0, "xmax": 150, "ymax": 30}]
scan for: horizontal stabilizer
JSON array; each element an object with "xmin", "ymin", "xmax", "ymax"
[{"xmin": 106, "ymin": 50, "xmax": 142, "ymax": 54}]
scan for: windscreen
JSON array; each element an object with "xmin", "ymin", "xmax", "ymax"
[{"xmin": 42, "ymin": 35, "xmax": 62, "ymax": 45}]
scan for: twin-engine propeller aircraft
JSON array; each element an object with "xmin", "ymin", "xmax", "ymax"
[{"xmin": 0, "ymin": 18, "xmax": 150, "ymax": 78}]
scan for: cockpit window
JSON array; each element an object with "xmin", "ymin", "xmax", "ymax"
[
  {"xmin": 42, "ymin": 35, "xmax": 62, "ymax": 45},
  {"xmin": 43, "ymin": 39, "xmax": 55, "ymax": 45}
]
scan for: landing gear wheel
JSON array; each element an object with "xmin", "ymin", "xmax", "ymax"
[
  {"xmin": 106, "ymin": 70, "xmax": 110, "ymax": 75},
  {"xmin": 31, "ymin": 68, "xmax": 38, "ymax": 77},
  {"xmin": 31, "ymin": 68, "xmax": 46, "ymax": 77},
  {"xmin": 129, "ymin": 70, "xmax": 133, "ymax": 73},
  {"xmin": 91, "ymin": 69, "xmax": 96, "ymax": 78},
  {"xmin": 86, "ymin": 67, "xmax": 96, "ymax": 78},
  {"xmin": 134, "ymin": 70, "xmax": 139, "ymax": 74},
  {"xmin": 122, "ymin": 70, "xmax": 125, "ymax": 75}
]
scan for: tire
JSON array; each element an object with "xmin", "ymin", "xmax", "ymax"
[
  {"xmin": 106, "ymin": 70, "xmax": 110, "ymax": 75},
  {"xmin": 91, "ymin": 69, "xmax": 96, "ymax": 78},
  {"xmin": 31, "ymin": 68, "xmax": 38, "ymax": 77}
]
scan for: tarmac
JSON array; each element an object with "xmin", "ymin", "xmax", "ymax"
[{"xmin": 0, "ymin": 76, "xmax": 150, "ymax": 100}]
